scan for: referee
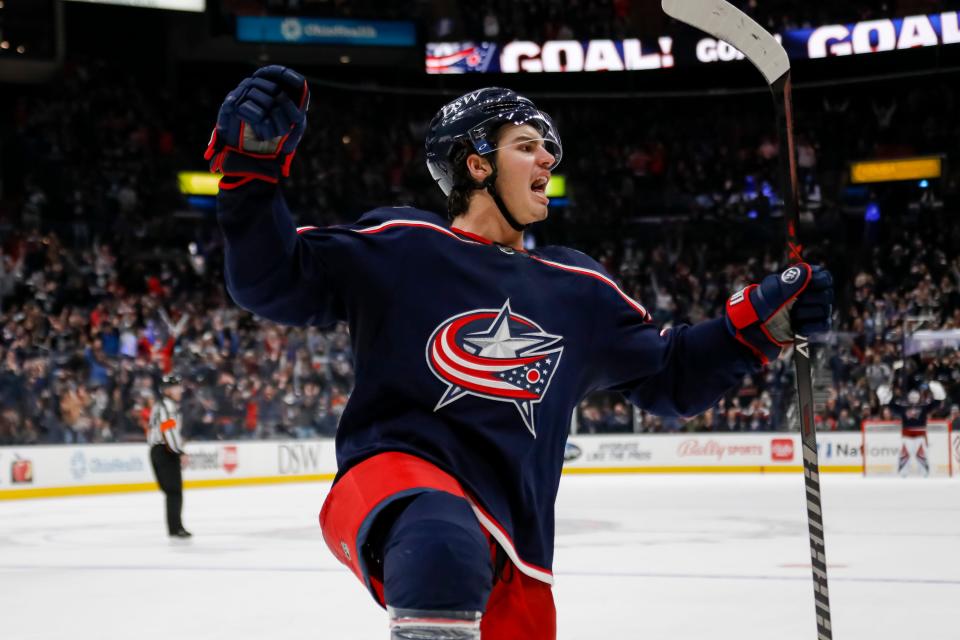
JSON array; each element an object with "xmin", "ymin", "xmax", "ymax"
[{"xmin": 148, "ymin": 374, "xmax": 191, "ymax": 538}]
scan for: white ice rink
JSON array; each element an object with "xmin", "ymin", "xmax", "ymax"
[{"xmin": 2, "ymin": 474, "xmax": 958, "ymax": 639}]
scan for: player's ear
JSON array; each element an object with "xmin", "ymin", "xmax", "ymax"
[{"xmin": 465, "ymin": 153, "xmax": 492, "ymax": 184}]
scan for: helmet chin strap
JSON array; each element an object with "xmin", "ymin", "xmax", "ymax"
[{"xmin": 481, "ymin": 163, "xmax": 527, "ymax": 233}]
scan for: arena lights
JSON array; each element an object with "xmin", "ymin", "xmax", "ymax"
[
  {"xmin": 545, "ymin": 175, "xmax": 565, "ymax": 198},
  {"xmin": 177, "ymin": 171, "xmax": 220, "ymax": 196},
  {"xmin": 187, "ymin": 196, "xmax": 216, "ymax": 212},
  {"xmin": 850, "ymin": 156, "xmax": 942, "ymax": 184}
]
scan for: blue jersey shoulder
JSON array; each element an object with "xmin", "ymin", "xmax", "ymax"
[
  {"xmin": 354, "ymin": 205, "xmax": 449, "ymax": 228},
  {"xmin": 534, "ymin": 245, "xmax": 609, "ymax": 275}
]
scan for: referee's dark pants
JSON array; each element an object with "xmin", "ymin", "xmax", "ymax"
[{"xmin": 150, "ymin": 445, "xmax": 184, "ymax": 534}]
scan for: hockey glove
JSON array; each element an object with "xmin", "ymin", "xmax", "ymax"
[
  {"xmin": 724, "ymin": 263, "xmax": 833, "ymax": 364},
  {"xmin": 204, "ymin": 65, "xmax": 310, "ymax": 189}
]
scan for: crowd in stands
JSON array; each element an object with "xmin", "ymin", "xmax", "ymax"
[
  {"xmin": 821, "ymin": 219, "xmax": 960, "ymax": 432},
  {"xmin": 0, "ymin": 229, "xmax": 354, "ymax": 445},
  {"xmin": 1, "ymin": 57, "xmax": 958, "ymax": 444}
]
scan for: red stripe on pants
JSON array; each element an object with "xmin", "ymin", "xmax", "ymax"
[{"xmin": 318, "ymin": 452, "xmax": 556, "ymax": 639}]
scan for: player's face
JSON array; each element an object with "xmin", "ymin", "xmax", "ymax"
[{"xmin": 493, "ymin": 124, "xmax": 556, "ymax": 224}]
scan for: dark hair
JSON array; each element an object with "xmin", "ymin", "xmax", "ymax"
[{"xmin": 445, "ymin": 125, "xmax": 505, "ymax": 220}]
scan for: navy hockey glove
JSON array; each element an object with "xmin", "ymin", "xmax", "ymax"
[
  {"xmin": 724, "ymin": 263, "xmax": 833, "ymax": 364},
  {"xmin": 204, "ymin": 65, "xmax": 310, "ymax": 189}
]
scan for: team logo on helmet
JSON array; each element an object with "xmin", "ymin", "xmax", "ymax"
[
  {"xmin": 426, "ymin": 300, "xmax": 564, "ymax": 438},
  {"xmin": 440, "ymin": 90, "xmax": 483, "ymax": 119}
]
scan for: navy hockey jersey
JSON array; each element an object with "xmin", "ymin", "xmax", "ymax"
[
  {"xmin": 218, "ymin": 182, "xmax": 760, "ymax": 580},
  {"xmin": 890, "ymin": 399, "xmax": 942, "ymax": 437}
]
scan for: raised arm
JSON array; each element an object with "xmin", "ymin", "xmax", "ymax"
[
  {"xmin": 205, "ymin": 66, "xmax": 346, "ymax": 327},
  {"xmin": 217, "ymin": 182, "xmax": 347, "ymax": 326}
]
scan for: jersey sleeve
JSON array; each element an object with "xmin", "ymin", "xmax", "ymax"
[
  {"xmin": 888, "ymin": 401, "xmax": 905, "ymax": 418},
  {"xmin": 580, "ymin": 257, "xmax": 761, "ymax": 418},
  {"xmin": 217, "ymin": 181, "xmax": 360, "ymax": 327}
]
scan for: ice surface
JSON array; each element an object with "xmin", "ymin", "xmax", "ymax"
[{"xmin": 1, "ymin": 474, "xmax": 957, "ymax": 639}]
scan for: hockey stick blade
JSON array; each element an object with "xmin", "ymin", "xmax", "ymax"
[{"xmin": 661, "ymin": 0, "xmax": 789, "ymax": 85}]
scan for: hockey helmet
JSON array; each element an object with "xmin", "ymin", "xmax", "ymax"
[
  {"xmin": 425, "ymin": 87, "xmax": 562, "ymax": 197},
  {"xmin": 160, "ymin": 373, "xmax": 183, "ymax": 388}
]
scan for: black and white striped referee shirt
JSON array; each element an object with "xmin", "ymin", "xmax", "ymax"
[{"xmin": 147, "ymin": 397, "xmax": 184, "ymax": 454}]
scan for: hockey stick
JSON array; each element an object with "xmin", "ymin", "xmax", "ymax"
[{"xmin": 661, "ymin": 2, "xmax": 833, "ymax": 639}]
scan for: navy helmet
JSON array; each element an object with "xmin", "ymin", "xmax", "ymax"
[{"xmin": 425, "ymin": 87, "xmax": 562, "ymax": 197}]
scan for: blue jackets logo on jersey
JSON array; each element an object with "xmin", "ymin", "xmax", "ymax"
[{"xmin": 426, "ymin": 300, "xmax": 564, "ymax": 437}]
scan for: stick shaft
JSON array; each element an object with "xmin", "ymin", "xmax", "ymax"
[
  {"xmin": 772, "ymin": 72, "xmax": 834, "ymax": 640},
  {"xmin": 659, "ymin": 5, "xmax": 835, "ymax": 634}
]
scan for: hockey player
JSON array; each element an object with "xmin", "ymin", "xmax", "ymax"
[
  {"xmin": 890, "ymin": 389, "xmax": 943, "ymax": 477},
  {"xmin": 147, "ymin": 373, "xmax": 191, "ymax": 538},
  {"xmin": 205, "ymin": 67, "xmax": 833, "ymax": 639}
]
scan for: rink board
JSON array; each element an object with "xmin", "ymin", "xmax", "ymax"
[
  {"xmin": 0, "ymin": 440, "xmax": 338, "ymax": 500},
  {"xmin": 2, "ymin": 431, "xmax": 958, "ymax": 499}
]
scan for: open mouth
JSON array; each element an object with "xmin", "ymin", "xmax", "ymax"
[{"xmin": 531, "ymin": 176, "xmax": 549, "ymax": 199}]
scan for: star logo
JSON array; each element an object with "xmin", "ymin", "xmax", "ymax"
[{"xmin": 426, "ymin": 300, "xmax": 564, "ymax": 437}]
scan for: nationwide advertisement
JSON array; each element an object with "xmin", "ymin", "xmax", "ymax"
[
  {"xmin": 817, "ymin": 433, "xmax": 866, "ymax": 465},
  {"xmin": 237, "ymin": 17, "xmax": 416, "ymax": 47},
  {"xmin": 426, "ymin": 11, "xmax": 960, "ymax": 74}
]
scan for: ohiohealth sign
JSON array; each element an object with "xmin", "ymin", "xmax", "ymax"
[
  {"xmin": 427, "ymin": 11, "xmax": 960, "ymax": 73},
  {"xmin": 238, "ymin": 17, "xmax": 416, "ymax": 47}
]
